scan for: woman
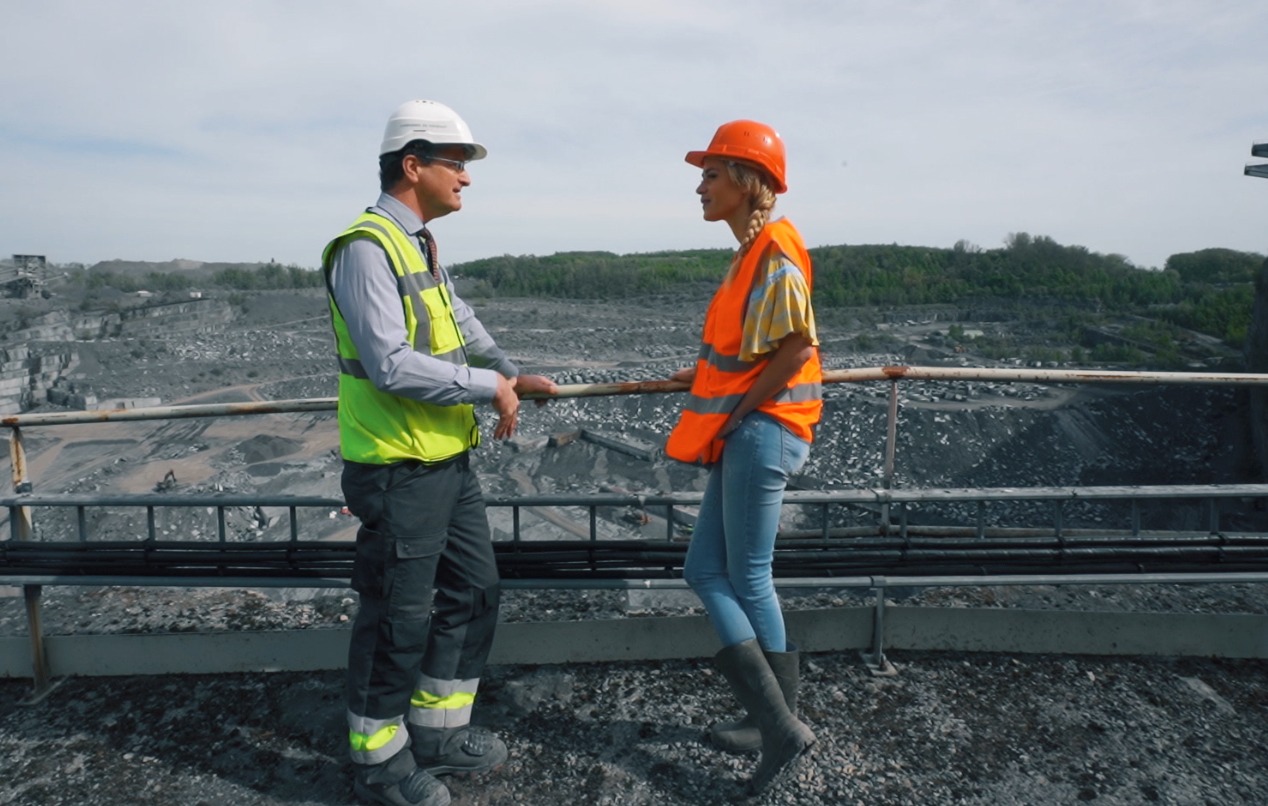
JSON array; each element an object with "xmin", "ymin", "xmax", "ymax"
[{"xmin": 666, "ymin": 119, "xmax": 822, "ymax": 795}]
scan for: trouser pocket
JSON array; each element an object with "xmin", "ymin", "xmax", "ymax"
[
  {"xmin": 779, "ymin": 426, "xmax": 811, "ymax": 475},
  {"xmin": 387, "ymin": 531, "xmax": 446, "ymax": 627},
  {"xmin": 350, "ymin": 526, "xmax": 446, "ymax": 601}
]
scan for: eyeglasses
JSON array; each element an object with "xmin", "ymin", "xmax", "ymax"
[{"xmin": 427, "ymin": 156, "xmax": 468, "ymax": 173}]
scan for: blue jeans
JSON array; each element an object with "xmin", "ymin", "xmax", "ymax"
[{"xmin": 683, "ymin": 412, "xmax": 810, "ymax": 651}]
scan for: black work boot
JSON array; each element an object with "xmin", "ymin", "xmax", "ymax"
[
  {"xmin": 410, "ymin": 724, "xmax": 509, "ymax": 777},
  {"xmin": 711, "ymin": 642, "xmax": 801, "ymax": 754},
  {"xmin": 715, "ymin": 639, "xmax": 816, "ymax": 795},
  {"xmin": 353, "ymin": 747, "xmax": 451, "ymax": 806}
]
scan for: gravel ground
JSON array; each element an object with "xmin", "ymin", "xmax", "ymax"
[
  {"xmin": 3, "ymin": 586, "xmax": 1268, "ymax": 806},
  {"xmin": 2, "ymin": 646, "xmax": 1266, "ymax": 806}
]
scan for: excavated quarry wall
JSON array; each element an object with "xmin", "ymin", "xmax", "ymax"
[
  {"xmin": 0, "ymin": 344, "xmax": 76, "ymax": 415},
  {"xmin": 0, "ymin": 297, "xmax": 233, "ymax": 413}
]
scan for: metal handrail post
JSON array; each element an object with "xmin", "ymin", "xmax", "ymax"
[
  {"xmin": 881, "ymin": 379, "xmax": 900, "ymax": 534},
  {"xmin": 862, "ymin": 579, "xmax": 897, "ymax": 676},
  {"xmin": 10, "ymin": 427, "xmax": 51, "ymax": 696}
]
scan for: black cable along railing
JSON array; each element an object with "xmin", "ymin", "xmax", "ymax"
[
  {"xmin": 5, "ymin": 486, "xmax": 1268, "ymax": 581},
  {"xmin": 7, "ymin": 365, "xmax": 1268, "ymax": 691}
]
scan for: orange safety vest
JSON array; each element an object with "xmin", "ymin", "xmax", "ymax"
[{"xmin": 666, "ymin": 218, "xmax": 823, "ymax": 465}]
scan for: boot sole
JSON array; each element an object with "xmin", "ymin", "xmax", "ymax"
[
  {"xmin": 419, "ymin": 747, "xmax": 509, "ymax": 779},
  {"xmin": 749, "ymin": 736, "xmax": 815, "ymax": 796},
  {"xmin": 353, "ymin": 779, "xmax": 452, "ymax": 806},
  {"xmin": 421, "ymin": 760, "xmax": 506, "ymax": 778}
]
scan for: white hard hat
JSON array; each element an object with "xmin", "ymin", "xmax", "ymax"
[{"xmin": 379, "ymin": 99, "xmax": 488, "ymax": 159}]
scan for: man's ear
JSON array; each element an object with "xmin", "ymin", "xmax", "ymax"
[{"xmin": 401, "ymin": 153, "xmax": 426, "ymax": 182}]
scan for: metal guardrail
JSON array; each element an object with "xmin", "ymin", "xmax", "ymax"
[
  {"xmin": 6, "ymin": 365, "xmax": 1268, "ymax": 691},
  {"xmin": 6, "ymin": 486, "xmax": 1268, "ymax": 581}
]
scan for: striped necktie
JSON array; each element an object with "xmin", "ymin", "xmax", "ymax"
[{"xmin": 419, "ymin": 227, "xmax": 441, "ymax": 282}]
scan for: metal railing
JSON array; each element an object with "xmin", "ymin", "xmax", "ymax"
[
  {"xmin": 6, "ymin": 365, "xmax": 1268, "ymax": 691},
  {"xmin": 6, "ymin": 485, "xmax": 1268, "ymax": 583}
]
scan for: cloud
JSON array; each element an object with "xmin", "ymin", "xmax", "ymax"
[{"xmin": 1, "ymin": 0, "xmax": 1266, "ymax": 270}]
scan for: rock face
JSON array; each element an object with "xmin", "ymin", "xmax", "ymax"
[
  {"xmin": 0, "ymin": 296, "xmax": 233, "ymax": 413},
  {"xmin": 0, "ymin": 343, "xmax": 76, "ymax": 415}
]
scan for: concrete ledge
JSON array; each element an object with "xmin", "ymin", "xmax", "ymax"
[
  {"xmin": 3, "ymin": 606, "xmax": 1266, "ymax": 680},
  {"xmin": 887, "ymin": 606, "xmax": 1268, "ymax": 657}
]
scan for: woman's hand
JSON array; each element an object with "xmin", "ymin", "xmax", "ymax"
[{"xmin": 721, "ymin": 334, "xmax": 816, "ymax": 438}]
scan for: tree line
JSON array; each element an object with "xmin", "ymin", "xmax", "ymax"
[
  {"xmin": 455, "ymin": 235, "xmax": 1264, "ymax": 346},
  {"xmin": 77, "ymin": 262, "xmax": 324, "ymax": 293},
  {"xmin": 68, "ymin": 236, "xmax": 1265, "ymax": 347}
]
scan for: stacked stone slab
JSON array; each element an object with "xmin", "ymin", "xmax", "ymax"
[{"xmin": 0, "ymin": 344, "xmax": 77, "ymax": 415}]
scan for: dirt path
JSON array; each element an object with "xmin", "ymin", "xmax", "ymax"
[{"xmin": 9, "ymin": 378, "xmax": 337, "ymax": 497}]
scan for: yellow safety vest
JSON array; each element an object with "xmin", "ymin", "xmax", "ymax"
[{"xmin": 322, "ymin": 212, "xmax": 479, "ymax": 464}]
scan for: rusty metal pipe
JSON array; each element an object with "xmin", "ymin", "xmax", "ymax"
[{"xmin": 8, "ymin": 365, "xmax": 1268, "ymax": 429}]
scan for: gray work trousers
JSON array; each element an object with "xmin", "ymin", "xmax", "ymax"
[{"xmin": 342, "ymin": 452, "xmax": 501, "ymax": 723}]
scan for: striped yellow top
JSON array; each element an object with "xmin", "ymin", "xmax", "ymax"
[{"xmin": 736, "ymin": 242, "xmax": 819, "ymax": 363}]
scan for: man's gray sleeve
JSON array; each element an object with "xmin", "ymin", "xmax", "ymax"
[
  {"xmin": 329, "ymin": 238, "xmax": 502, "ymax": 404},
  {"xmin": 448, "ymin": 282, "xmax": 520, "ymax": 377}
]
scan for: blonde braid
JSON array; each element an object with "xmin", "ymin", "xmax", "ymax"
[{"xmin": 725, "ymin": 161, "xmax": 778, "ymax": 254}]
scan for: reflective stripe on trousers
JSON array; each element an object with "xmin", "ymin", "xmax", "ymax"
[
  {"xmin": 408, "ymin": 675, "xmax": 480, "ymax": 729},
  {"xmin": 347, "ymin": 713, "xmax": 408, "ymax": 766}
]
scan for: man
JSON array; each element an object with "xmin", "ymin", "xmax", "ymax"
[{"xmin": 322, "ymin": 99, "xmax": 556, "ymax": 806}]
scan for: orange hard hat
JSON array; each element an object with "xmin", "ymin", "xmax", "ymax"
[{"xmin": 685, "ymin": 119, "xmax": 787, "ymax": 193}]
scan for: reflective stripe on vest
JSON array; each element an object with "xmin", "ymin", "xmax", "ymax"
[
  {"xmin": 322, "ymin": 211, "xmax": 479, "ymax": 464},
  {"xmin": 665, "ymin": 218, "xmax": 823, "ymax": 465}
]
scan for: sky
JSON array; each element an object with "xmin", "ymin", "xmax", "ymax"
[{"xmin": 2, "ymin": 0, "xmax": 1267, "ymax": 272}]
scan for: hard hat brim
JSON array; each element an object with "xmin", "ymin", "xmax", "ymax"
[
  {"xmin": 684, "ymin": 150, "xmax": 787, "ymax": 193},
  {"xmin": 684, "ymin": 150, "xmax": 709, "ymax": 168},
  {"xmin": 379, "ymin": 140, "xmax": 489, "ymax": 159}
]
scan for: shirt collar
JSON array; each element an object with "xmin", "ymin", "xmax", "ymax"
[{"xmin": 371, "ymin": 193, "xmax": 428, "ymax": 237}]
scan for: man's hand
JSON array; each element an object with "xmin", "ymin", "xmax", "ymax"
[
  {"xmin": 512, "ymin": 374, "xmax": 558, "ymax": 407},
  {"xmin": 492, "ymin": 373, "xmax": 520, "ymax": 439},
  {"xmin": 670, "ymin": 366, "xmax": 696, "ymax": 384}
]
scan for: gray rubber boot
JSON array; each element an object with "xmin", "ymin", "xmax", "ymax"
[
  {"xmin": 710, "ymin": 643, "xmax": 801, "ymax": 754},
  {"xmin": 715, "ymin": 639, "xmax": 815, "ymax": 795},
  {"xmin": 353, "ymin": 747, "xmax": 451, "ymax": 806}
]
